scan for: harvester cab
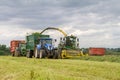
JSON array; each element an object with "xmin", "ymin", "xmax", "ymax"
[
  {"xmin": 58, "ymin": 35, "xmax": 82, "ymax": 58},
  {"xmin": 60, "ymin": 35, "xmax": 79, "ymax": 49}
]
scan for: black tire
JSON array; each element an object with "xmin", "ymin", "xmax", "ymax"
[
  {"xmin": 42, "ymin": 50, "xmax": 46, "ymax": 58},
  {"xmin": 39, "ymin": 50, "xmax": 45, "ymax": 59},
  {"xmin": 30, "ymin": 52, "xmax": 32, "ymax": 58},
  {"xmin": 53, "ymin": 50, "xmax": 59, "ymax": 59},
  {"xmin": 58, "ymin": 49, "xmax": 62, "ymax": 59},
  {"xmin": 15, "ymin": 50, "xmax": 20, "ymax": 57},
  {"xmin": 11, "ymin": 53, "xmax": 14, "ymax": 57}
]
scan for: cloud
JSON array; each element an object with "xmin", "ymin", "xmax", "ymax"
[{"xmin": 0, "ymin": 0, "xmax": 120, "ymax": 48}]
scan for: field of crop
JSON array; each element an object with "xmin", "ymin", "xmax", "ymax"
[
  {"xmin": 0, "ymin": 56, "xmax": 120, "ymax": 80},
  {"xmin": 78, "ymin": 55, "xmax": 120, "ymax": 63}
]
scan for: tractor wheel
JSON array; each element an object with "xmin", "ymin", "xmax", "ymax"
[
  {"xmin": 35, "ymin": 48, "xmax": 40, "ymax": 58},
  {"xmin": 58, "ymin": 49, "xmax": 62, "ymax": 59},
  {"xmin": 39, "ymin": 50, "xmax": 45, "ymax": 59},
  {"xmin": 53, "ymin": 50, "xmax": 59, "ymax": 59},
  {"xmin": 39, "ymin": 50, "xmax": 43, "ymax": 59},
  {"xmin": 42, "ymin": 50, "xmax": 46, "ymax": 58}
]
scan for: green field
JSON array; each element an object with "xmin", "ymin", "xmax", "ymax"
[{"xmin": 0, "ymin": 56, "xmax": 120, "ymax": 80}]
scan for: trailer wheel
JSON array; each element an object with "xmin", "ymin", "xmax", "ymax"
[
  {"xmin": 12, "ymin": 53, "xmax": 14, "ymax": 57},
  {"xmin": 15, "ymin": 50, "xmax": 20, "ymax": 57},
  {"xmin": 35, "ymin": 48, "xmax": 40, "ymax": 58},
  {"xmin": 26, "ymin": 50, "xmax": 32, "ymax": 58},
  {"xmin": 26, "ymin": 52, "xmax": 29, "ymax": 58}
]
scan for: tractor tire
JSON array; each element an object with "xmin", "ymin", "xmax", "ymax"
[
  {"xmin": 58, "ymin": 49, "xmax": 62, "ymax": 59},
  {"xmin": 26, "ymin": 50, "xmax": 32, "ymax": 58},
  {"xmin": 53, "ymin": 50, "xmax": 59, "ymax": 59},
  {"xmin": 55, "ymin": 49, "xmax": 62, "ymax": 59},
  {"xmin": 35, "ymin": 48, "xmax": 40, "ymax": 58},
  {"xmin": 39, "ymin": 50, "xmax": 45, "ymax": 59},
  {"xmin": 42, "ymin": 50, "xmax": 46, "ymax": 58}
]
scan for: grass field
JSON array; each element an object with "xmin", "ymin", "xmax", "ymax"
[
  {"xmin": 78, "ymin": 55, "xmax": 120, "ymax": 63},
  {"xmin": 0, "ymin": 56, "xmax": 120, "ymax": 80}
]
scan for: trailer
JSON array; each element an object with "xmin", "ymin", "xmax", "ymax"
[
  {"xmin": 10, "ymin": 40, "xmax": 26, "ymax": 56},
  {"xmin": 89, "ymin": 47, "xmax": 105, "ymax": 56}
]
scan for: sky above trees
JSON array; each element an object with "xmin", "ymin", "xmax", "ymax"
[{"xmin": 0, "ymin": 0, "xmax": 120, "ymax": 48}]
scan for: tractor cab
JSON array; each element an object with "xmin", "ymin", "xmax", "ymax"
[
  {"xmin": 39, "ymin": 38, "xmax": 53, "ymax": 50},
  {"xmin": 37, "ymin": 38, "xmax": 53, "ymax": 50}
]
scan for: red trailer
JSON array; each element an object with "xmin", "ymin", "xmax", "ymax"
[
  {"xmin": 89, "ymin": 47, "xmax": 105, "ymax": 56},
  {"xmin": 10, "ymin": 40, "xmax": 25, "ymax": 56}
]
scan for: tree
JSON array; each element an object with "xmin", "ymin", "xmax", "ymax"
[{"xmin": 0, "ymin": 44, "xmax": 10, "ymax": 55}]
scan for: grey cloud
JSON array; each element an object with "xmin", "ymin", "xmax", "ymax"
[{"xmin": 0, "ymin": 0, "xmax": 120, "ymax": 47}]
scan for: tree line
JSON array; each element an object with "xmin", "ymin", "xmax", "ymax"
[
  {"xmin": 0, "ymin": 44, "xmax": 10, "ymax": 55},
  {"xmin": 0, "ymin": 44, "xmax": 120, "ymax": 55}
]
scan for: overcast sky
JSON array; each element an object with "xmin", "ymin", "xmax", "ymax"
[{"xmin": 0, "ymin": 0, "xmax": 120, "ymax": 48}]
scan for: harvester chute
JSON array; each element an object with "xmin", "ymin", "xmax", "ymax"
[{"xmin": 40, "ymin": 27, "xmax": 67, "ymax": 37}]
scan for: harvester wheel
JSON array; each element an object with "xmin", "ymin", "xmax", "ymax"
[{"xmin": 61, "ymin": 50, "xmax": 66, "ymax": 59}]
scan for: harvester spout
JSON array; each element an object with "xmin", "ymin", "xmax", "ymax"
[{"xmin": 40, "ymin": 27, "xmax": 67, "ymax": 37}]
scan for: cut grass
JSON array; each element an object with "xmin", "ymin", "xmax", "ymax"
[{"xmin": 0, "ymin": 56, "xmax": 120, "ymax": 80}]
